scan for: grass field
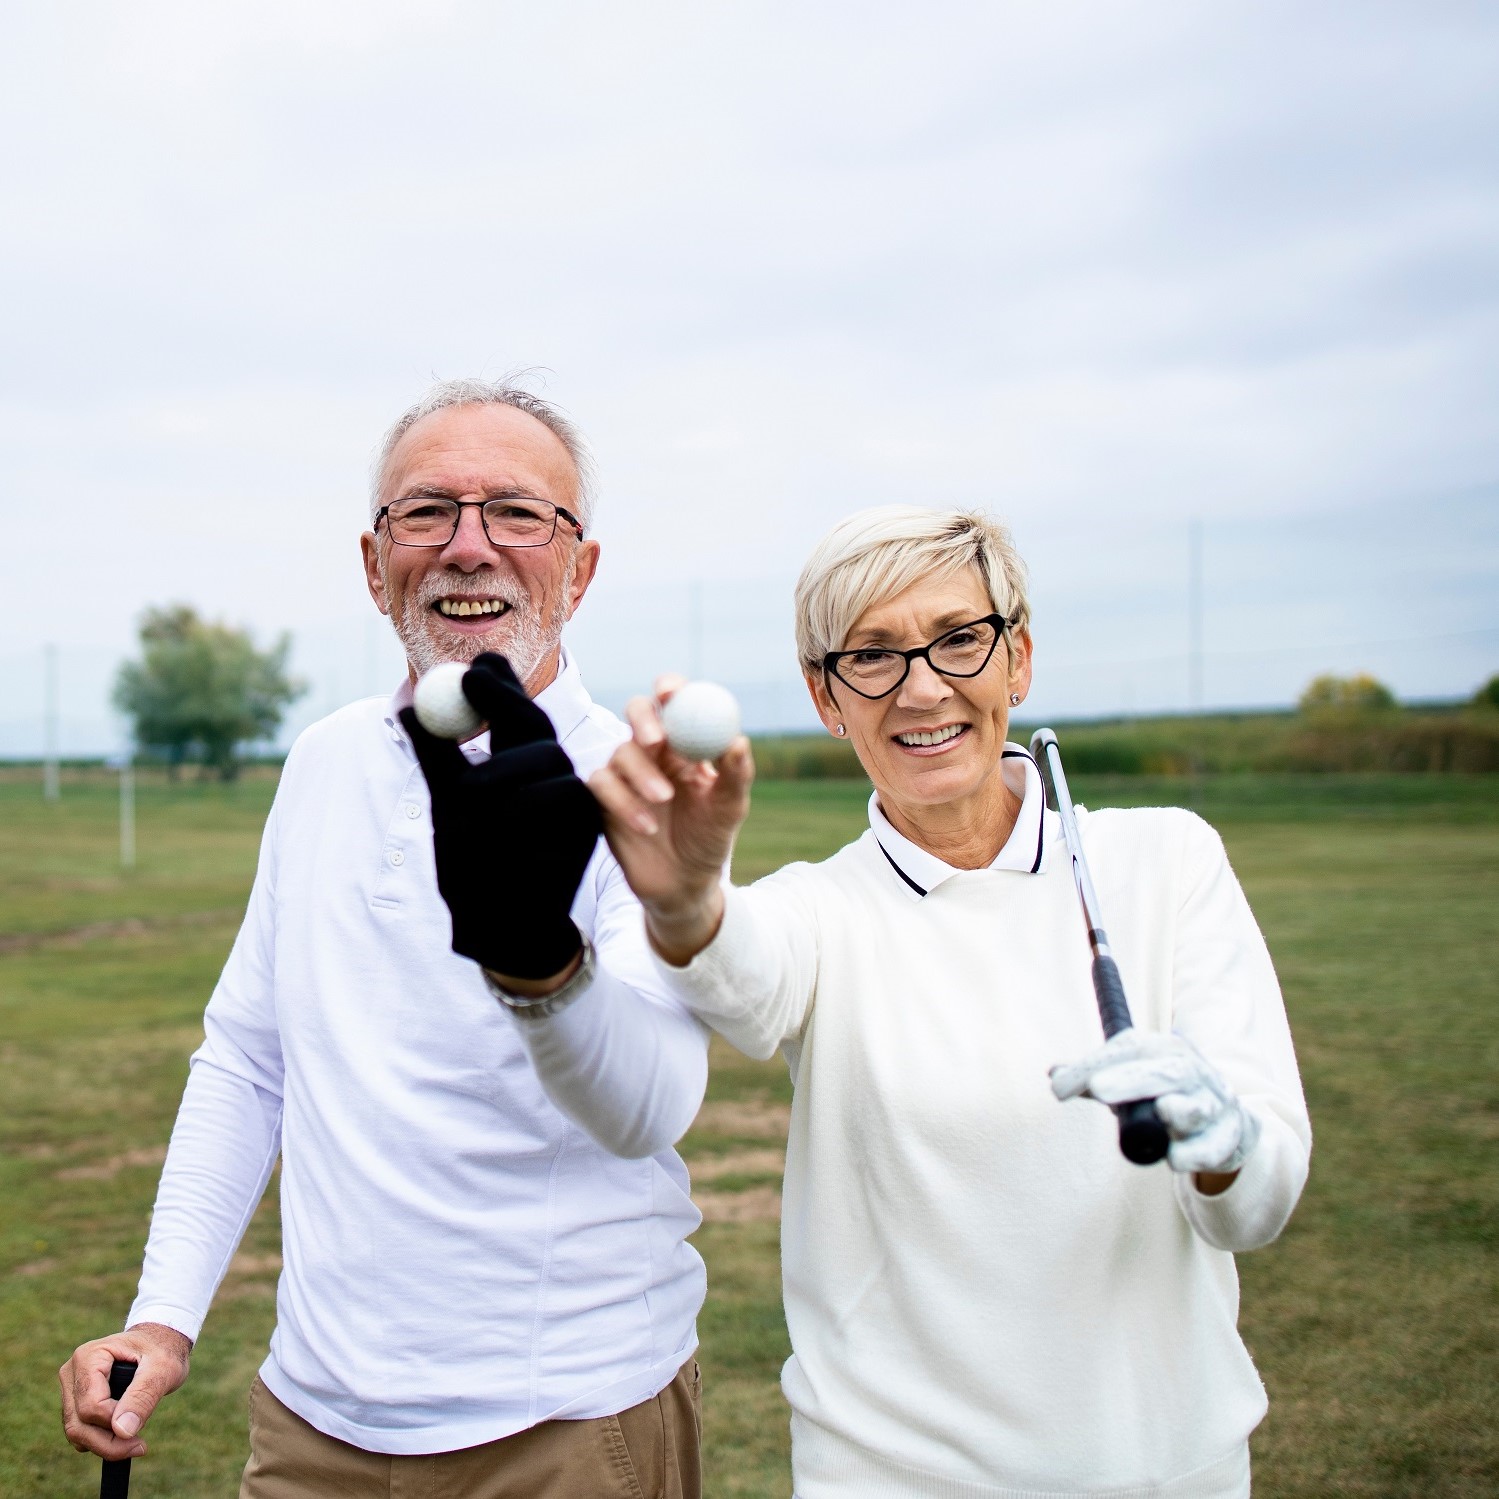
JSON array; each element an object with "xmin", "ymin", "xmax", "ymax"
[{"xmin": 3, "ymin": 766, "xmax": 1497, "ymax": 1495}]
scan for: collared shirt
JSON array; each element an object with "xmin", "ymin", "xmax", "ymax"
[
  {"xmin": 384, "ymin": 665, "xmax": 577, "ymax": 763},
  {"xmin": 129, "ymin": 650, "xmax": 707, "ymax": 1454},
  {"xmin": 869, "ymin": 743, "xmax": 1046, "ymax": 898},
  {"xmin": 652, "ymin": 775, "xmax": 1310, "ymax": 1499}
]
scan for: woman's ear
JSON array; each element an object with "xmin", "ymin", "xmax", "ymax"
[
  {"xmin": 1007, "ymin": 628, "xmax": 1034, "ymax": 701},
  {"xmin": 804, "ymin": 671, "xmax": 845, "ymax": 736}
]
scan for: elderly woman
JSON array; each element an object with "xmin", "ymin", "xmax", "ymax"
[{"xmin": 588, "ymin": 506, "xmax": 1311, "ymax": 1499}]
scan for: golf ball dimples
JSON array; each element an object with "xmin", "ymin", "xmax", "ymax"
[
  {"xmin": 661, "ymin": 681, "xmax": 741, "ymax": 761},
  {"xmin": 414, "ymin": 662, "xmax": 483, "ymax": 740}
]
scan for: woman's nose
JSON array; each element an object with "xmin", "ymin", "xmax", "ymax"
[{"xmin": 897, "ymin": 656, "xmax": 952, "ymax": 708}]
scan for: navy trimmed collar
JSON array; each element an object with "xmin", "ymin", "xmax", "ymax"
[
  {"xmin": 871, "ymin": 745, "xmax": 1045, "ymax": 898},
  {"xmin": 384, "ymin": 647, "xmax": 591, "ymax": 761}
]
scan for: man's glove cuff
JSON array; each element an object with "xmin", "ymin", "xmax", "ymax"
[
  {"xmin": 454, "ymin": 918, "xmax": 584, "ymax": 983},
  {"xmin": 484, "ymin": 937, "xmax": 597, "ymax": 1020}
]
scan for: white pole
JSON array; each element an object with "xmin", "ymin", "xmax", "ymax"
[
  {"xmin": 688, "ymin": 580, "xmax": 704, "ymax": 682},
  {"xmin": 1186, "ymin": 519, "xmax": 1205, "ymax": 805},
  {"xmin": 43, "ymin": 643, "xmax": 60, "ymax": 801},
  {"xmin": 120, "ymin": 758, "xmax": 136, "ymax": 870},
  {"xmin": 365, "ymin": 613, "xmax": 379, "ymax": 696},
  {"xmin": 1188, "ymin": 519, "xmax": 1204, "ymax": 713}
]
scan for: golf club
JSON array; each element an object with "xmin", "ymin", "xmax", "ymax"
[
  {"xmin": 100, "ymin": 1360, "xmax": 137, "ymax": 1499},
  {"xmin": 1030, "ymin": 728, "xmax": 1170, "ymax": 1166}
]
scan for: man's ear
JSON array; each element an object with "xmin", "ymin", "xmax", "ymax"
[
  {"xmin": 564, "ymin": 540, "xmax": 602, "ymax": 620},
  {"xmin": 360, "ymin": 531, "xmax": 389, "ymax": 615}
]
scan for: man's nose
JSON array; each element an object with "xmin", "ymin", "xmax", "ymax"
[
  {"xmin": 439, "ymin": 505, "xmax": 502, "ymax": 571},
  {"xmin": 896, "ymin": 656, "xmax": 952, "ymax": 709}
]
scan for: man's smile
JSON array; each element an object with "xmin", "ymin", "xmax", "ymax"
[{"xmin": 434, "ymin": 597, "xmax": 512, "ymax": 619}]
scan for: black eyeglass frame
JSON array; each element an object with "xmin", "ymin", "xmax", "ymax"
[
  {"xmin": 374, "ymin": 495, "xmax": 586, "ymax": 549},
  {"xmin": 822, "ymin": 612, "xmax": 1015, "ymax": 701}
]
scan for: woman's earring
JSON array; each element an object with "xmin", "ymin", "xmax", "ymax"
[
  {"xmin": 1009, "ymin": 693, "xmax": 1021, "ymax": 706},
  {"xmin": 834, "ymin": 724, "xmax": 846, "ymax": 737}
]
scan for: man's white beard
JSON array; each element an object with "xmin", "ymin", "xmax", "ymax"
[{"xmin": 388, "ymin": 563, "xmax": 574, "ymax": 685}]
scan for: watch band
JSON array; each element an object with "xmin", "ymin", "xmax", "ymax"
[{"xmin": 483, "ymin": 937, "xmax": 597, "ymax": 1020}]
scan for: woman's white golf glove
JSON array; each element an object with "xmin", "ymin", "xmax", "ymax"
[{"xmin": 1050, "ymin": 1031, "xmax": 1261, "ymax": 1175}]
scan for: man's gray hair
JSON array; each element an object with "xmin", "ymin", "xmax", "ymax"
[{"xmin": 369, "ymin": 376, "xmax": 599, "ymax": 531}]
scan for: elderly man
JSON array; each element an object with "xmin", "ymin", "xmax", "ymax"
[{"xmin": 59, "ymin": 379, "xmax": 711, "ymax": 1496}]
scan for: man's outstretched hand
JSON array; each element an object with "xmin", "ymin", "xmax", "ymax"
[
  {"xmin": 400, "ymin": 653, "xmax": 603, "ymax": 983},
  {"xmin": 59, "ymin": 1322, "xmax": 191, "ymax": 1461}
]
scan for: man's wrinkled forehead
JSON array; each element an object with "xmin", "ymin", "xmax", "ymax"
[{"xmin": 380, "ymin": 403, "xmax": 580, "ymax": 508}]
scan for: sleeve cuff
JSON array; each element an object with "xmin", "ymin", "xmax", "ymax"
[
  {"xmin": 649, "ymin": 889, "xmax": 771, "ymax": 1018},
  {"xmin": 125, "ymin": 1303, "xmax": 206, "ymax": 1345},
  {"xmin": 647, "ymin": 888, "xmax": 803, "ymax": 1060},
  {"xmin": 1174, "ymin": 1107, "xmax": 1310, "ymax": 1252}
]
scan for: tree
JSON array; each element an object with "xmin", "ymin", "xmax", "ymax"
[
  {"xmin": 1297, "ymin": 673, "xmax": 1397, "ymax": 714},
  {"xmin": 1473, "ymin": 675, "xmax": 1499, "ymax": 711},
  {"xmin": 113, "ymin": 605, "xmax": 306, "ymax": 779}
]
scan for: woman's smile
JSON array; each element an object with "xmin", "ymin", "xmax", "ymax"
[{"xmin": 892, "ymin": 722, "xmax": 972, "ymax": 754}]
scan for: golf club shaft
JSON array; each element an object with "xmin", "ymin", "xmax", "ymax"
[
  {"xmin": 100, "ymin": 1360, "xmax": 137, "ymax": 1499},
  {"xmin": 1030, "ymin": 728, "xmax": 1169, "ymax": 1165}
]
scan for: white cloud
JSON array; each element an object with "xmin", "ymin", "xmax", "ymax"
[{"xmin": 0, "ymin": 0, "xmax": 1494, "ymax": 752}]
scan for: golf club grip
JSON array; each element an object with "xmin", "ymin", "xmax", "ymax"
[
  {"xmin": 100, "ymin": 1360, "xmax": 137, "ymax": 1499},
  {"xmin": 1090, "ymin": 953, "xmax": 1133, "ymax": 1039},
  {"xmin": 1114, "ymin": 1097, "xmax": 1170, "ymax": 1165},
  {"xmin": 1091, "ymin": 957, "xmax": 1171, "ymax": 1164}
]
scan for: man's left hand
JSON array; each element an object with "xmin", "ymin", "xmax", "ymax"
[
  {"xmin": 1049, "ymin": 1030, "xmax": 1261, "ymax": 1177},
  {"xmin": 400, "ymin": 653, "xmax": 602, "ymax": 982}
]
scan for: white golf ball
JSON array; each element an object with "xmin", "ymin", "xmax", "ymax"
[
  {"xmin": 413, "ymin": 662, "xmax": 484, "ymax": 740},
  {"xmin": 661, "ymin": 681, "xmax": 742, "ymax": 762}
]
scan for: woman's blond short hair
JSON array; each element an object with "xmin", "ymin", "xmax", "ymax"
[{"xmin": 794, "ymin": 505, "xmax": 1031, "ymax": 674}]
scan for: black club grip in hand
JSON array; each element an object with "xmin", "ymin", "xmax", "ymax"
[
  {"xmin": 1091, "ymin": 954, "xmax": 1170, "ymax": 1166},
  {"xmin": 1116, "ymin": 1098, "xmax": 1170, "ymax": 1166},
  {"xmin": 100, "ymin": 1360, "xmax": 138, "ymax": 1498}
]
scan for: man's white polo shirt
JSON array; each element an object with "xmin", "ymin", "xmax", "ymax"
[{"xmin": 128, "ymin": 652, "xmax": 707, "ymax": 1454}]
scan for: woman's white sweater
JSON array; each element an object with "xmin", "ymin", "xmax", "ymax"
[{"xmin": 657, "ymin": 778, "xmax": 1311, "ymax": 1499}]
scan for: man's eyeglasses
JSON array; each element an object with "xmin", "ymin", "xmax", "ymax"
[
  {"xmin": 374, "ymin": 495, "xmax": 585, "ymax": 549},
  {"xmin": 822, "ymin": 614, "xmax": 1013, "ymax": 700}
]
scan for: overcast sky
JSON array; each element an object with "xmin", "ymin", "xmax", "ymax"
[{"xmin": 2, "ymin": 1, "xmax": 1496, "ymax": 754}]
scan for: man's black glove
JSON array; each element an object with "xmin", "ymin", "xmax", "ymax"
[{"xmin": 399, "ymin": 653, "xmax": 602, "ymax": 981}]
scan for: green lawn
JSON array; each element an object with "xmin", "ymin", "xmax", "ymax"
[{"xmin": 2, "ymin": 767, "xmax": 1496, "ymax": 1495}]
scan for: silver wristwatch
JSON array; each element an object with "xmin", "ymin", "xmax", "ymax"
[{"xmin": 482, "ymin": 937, "xmax": 597, "ymax": 1020}]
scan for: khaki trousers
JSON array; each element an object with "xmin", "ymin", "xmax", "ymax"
[{"xmin": 240, "ymin": 1360, "xmax": 701, "ymax": 1499}]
